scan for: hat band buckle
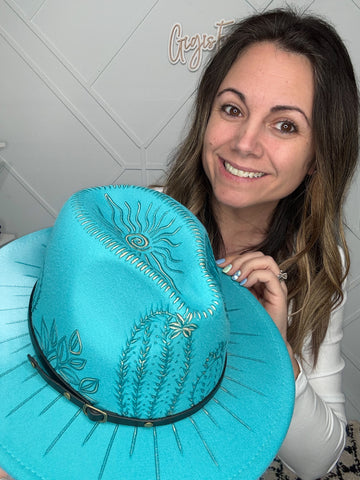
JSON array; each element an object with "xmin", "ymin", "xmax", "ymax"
[
  {"xmin": 82, "ymin": 404, "xmax": 108, "ymax": 423},
  {"xmin": 28, "ymin": 284, "xmax": 226, "ymax": 428}
]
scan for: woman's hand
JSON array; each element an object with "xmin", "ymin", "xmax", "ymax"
[
  {"xmin": 217, "ymin": 252, "xmax": 300, "ymax": 378},
  {"xmin": 217, "ymin": 251, "xmax": 288, "ymax": 338}
]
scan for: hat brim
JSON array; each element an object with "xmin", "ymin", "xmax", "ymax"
[{"xmin": 0, "ymin": 229, "xmax": 294, "ymax": 480}]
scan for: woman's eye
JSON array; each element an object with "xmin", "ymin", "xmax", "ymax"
[
  {"xmin": 222, "ymin": 104, "xmax": 242, "ymax": 117},
  {"xmin": 275, "ymin": 120, "xmax": 297, "ymax": 134}
]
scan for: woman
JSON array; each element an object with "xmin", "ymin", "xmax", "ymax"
[{"xmin": 163, "ymin": 8, "xmax": 359, "ymax": 480}]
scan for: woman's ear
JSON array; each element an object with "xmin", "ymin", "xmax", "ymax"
[
  {"xmin": 307, "ymin": 166, "xmax": 316, "ymax": 175},
  {"xmin": 307, "ymin": 158, "xmax": 317, "ymax": 175}
]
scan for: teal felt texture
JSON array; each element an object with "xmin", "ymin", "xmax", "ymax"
[{"xmin": 0, "ymin": 185, "xmax": 294, "ymax": 480}]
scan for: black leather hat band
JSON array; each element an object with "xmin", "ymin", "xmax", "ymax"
[{"xmin": 28, "ymin": 284, "xmax": 226, "ymax": 427}]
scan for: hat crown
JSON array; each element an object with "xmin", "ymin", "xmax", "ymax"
[{"xmin": 31, "ymin": 186, "xmax": 228, "ymax": 420}]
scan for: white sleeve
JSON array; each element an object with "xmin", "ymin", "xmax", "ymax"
[{"xmin": 278, "ymin": 290, "xmax": 347, "ymax": 480}]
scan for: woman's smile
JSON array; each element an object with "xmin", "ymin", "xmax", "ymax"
[
  {"xmin": 222, "ymin": 159, "xmax": 266, "ymax": 179},
  {"xmin": 202, "ymin": 41, "xmax": 314, "ymax": 219}
]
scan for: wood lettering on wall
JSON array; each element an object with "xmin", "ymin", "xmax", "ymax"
[{"xmin": 168, "ymin": 20, "xmax": 235, "ymax": 72}]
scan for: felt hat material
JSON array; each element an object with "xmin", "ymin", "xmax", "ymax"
[{"xmin": 0, "ymin": 185, "xmax": 294, "ymax": 480}]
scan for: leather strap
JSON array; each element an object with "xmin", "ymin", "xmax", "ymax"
[{"xmin": 28, "ymin": 284, "xmax": 226, "ymax": 426}]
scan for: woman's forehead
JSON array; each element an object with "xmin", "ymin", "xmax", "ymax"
[{"xmin": 217, "ymin": 42, "xmax": 314, "ymax": 117}]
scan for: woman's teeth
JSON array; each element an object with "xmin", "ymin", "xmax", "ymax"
[{"xmin": 225, "ymin": 161, "xmax": 265, "ymax": 178}]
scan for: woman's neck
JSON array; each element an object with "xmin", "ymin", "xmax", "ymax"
[{"xmin": 213, "ymin": 202, "xmax": 274, "ymax": 256}]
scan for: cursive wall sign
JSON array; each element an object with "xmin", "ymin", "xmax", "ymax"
[{"xmin": 168, "ymin": 19, "xmax": 235, "ymax": 72}]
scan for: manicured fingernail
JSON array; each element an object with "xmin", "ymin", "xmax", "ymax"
[
  {"xmin": 222, "ymin": 264, "xmax": 232, "ymax": 274},
  {"xmin": 216, "ymin": 258, "xmax": 226, "ymax": 265},
  {"xmin": 232, "ymin": 270, "xmax": 241, "ymax": 281},
  {"xmin": 240, "ymin": 278, "xmax": 247, "ymax": 286}
]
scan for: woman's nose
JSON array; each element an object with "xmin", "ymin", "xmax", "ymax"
[{"xmin": 231, "ymin": 120, "xmax": 263, "ymax": 158}]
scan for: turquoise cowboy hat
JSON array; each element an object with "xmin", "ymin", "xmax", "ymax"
[{"xmin": 0, "ymin": 185, "xmax": 294, "ymax": 480}]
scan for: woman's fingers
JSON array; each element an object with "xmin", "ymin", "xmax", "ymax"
[
  {"xmin": 217, "ymin": 252, "xmax": 288, "ymax": 339},
  {"xmin": 217, "ymin": 252, "xmax": 282, "ymax": 284}
]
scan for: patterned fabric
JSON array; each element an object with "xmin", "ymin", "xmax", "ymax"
[
  {"xmin": 261, "ymin": 421, "xmax": 360, "ymax": 480},
  {"xmin": 0, "ymin": 186, "xmax": 295, "ymax": 480}
]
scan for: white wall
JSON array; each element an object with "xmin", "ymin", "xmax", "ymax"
[{"xmin": 0, "ymin": 0, "xmax": 359, "ymax": 420}]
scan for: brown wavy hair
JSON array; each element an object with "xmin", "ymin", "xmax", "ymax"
[{"xmin": 163, "ymin": 8, "xmax": 359, "ymax": 364}]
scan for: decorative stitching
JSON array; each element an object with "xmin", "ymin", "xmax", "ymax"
[{"xmin": 71, "ymin": 186, "xmax": 222, "ymax": 319}]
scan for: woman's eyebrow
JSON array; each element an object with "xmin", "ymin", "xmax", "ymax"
[
  {"xmin": 217, "ymin": 88, "xmax": 311, "ymax": 126},
  {"xmin": 217, "ymin": 88, "xmax": 246, "ymax": 104},
  {"xmin": 271, "ymin": 105, "xmax": 311, "ymax": 126}
]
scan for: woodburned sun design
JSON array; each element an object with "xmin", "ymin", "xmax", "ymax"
[{"xmin": 74, "ymin": 192, "xmax": 185, "ymax": 293}]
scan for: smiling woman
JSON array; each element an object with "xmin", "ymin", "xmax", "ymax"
[
  {"xmin": 202, "ymin": 42, "xmax": 314, "ymax": 231},
  {"xmin": 162, "ymin": 8, "xmax": 359, "ymax": 480}
]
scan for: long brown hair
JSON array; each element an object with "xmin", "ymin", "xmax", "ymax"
[{"xmin": 163, "ymin": 9, "xmax": 359, "ymax": 364}]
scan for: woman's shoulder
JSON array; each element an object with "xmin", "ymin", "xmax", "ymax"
[{"xmin": 151, "ymin": 186, "xmax": 164, "ymax": 193}]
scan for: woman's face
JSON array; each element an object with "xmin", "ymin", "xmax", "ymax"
[{"xmin": 202, "ymin": 41, "xmax": 314, "ymax": 220}]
